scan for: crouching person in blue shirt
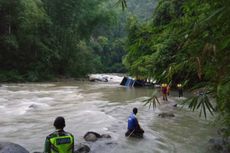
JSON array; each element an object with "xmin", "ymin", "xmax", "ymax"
[
  {"xmin": 125, "ymin": 108, "xmax": 144, "ymax": 138},
  {"xmin": 44, "ymin": 116, "xmax": 74, "ymax": 153}
]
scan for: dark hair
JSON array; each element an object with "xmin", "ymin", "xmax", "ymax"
[
  {"xmin": 133, "ymin": 107, "xmax": 138, "ymax": 114},
  {"xmin": 53, "ymin": 116, "xmax": 65, "ymax": 129}
]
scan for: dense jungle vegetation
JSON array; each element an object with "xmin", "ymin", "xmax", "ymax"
[
  {"xmin": 0, "ymin": 0, "xmax": 116, "ymax": 81},
  {"xmin": 122, "ymin": 0, "xmax": 230, "ymax": 138},
  {"xmin": 0, "ymin": 0, "xmax": 156, "ymax": 81}
]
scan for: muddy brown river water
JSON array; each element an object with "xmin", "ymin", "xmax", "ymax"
[{"xmin": 0, "ymin": 79, "xmax": 216, "ymax": 153}]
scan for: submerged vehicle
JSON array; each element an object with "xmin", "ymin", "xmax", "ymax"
[{"xmin": 120, "ymin": 76, "xmax": 154, "ymax": 87}]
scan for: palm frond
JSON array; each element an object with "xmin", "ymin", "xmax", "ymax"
[
  {"xmin": 116, "ymin": 0, "xmax": 127, "ymax": 10},
  {"xmin": 143, "ymin": 91, "xmax": 160, "ymax": 110},
  {"xmin": 182, "ymin": 92, "xmax": 215, "ymax": 118}
]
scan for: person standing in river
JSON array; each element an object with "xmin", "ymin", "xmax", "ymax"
[
  {"xmin": 125, "ymin": 107, "xmax": 144, "ymax": 137},
  {"xmin": 44, "ymin": 116, "xmax": 74, "ymax": 153},
  {"xmin": 177, "ymin": 83, "xmax": 183, "ymax": 97},
  {"xmin": 161, "ymin": 83, "xmax": 168, "ymax": 101}
]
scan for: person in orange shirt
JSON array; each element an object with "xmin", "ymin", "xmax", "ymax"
[{"xmin": 161, "ymin": 83, "xmax": 168, "ymax": 101}]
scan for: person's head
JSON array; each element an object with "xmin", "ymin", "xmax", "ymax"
[
  {"xmin": 53, "ymin": 116, "xmax": 65, "ymax": 129},
  {"xmin": 133, "ymin": 107, "xmax": 138, "ymax": 115}
]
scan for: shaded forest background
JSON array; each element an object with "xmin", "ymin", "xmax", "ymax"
[{"xmin": 0, "ymin": 0, "xmax": 157, "ymax": 82}]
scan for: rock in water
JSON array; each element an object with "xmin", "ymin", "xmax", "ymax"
[
  {"xmin": 158, "ymin": 112, "xmax": 175, "ymax": 118},
  {"xmin": 74, "ymin": 144, "xmax": 90, "ymax": 153},
  {"xmin": 0, "ymin": 142, "xmax": 29, "ymax": 153},
  {"xmin": 101, "ymin": 134, "xmax": 111, "ymax": 138},
  {"xmin": 173, "ymin": 104, "xmax": 177, "ymax": 107},
  {"xmin": 208, "ymin": 137, "xmax": 230, "ymax": 153},
  {"xmin": 84, "ymin": 133, "xmax": 98, "ymax": 142},
  {"xmin": 29, "ymin": 104, "xmax": 38, "ymax": 109},
  {"xmin": 83, "ymin": 132, "xmax": 112, "ymax": 142},
  {"xmin": 125, "ymin": 131, "xmax": 143, "ymax": 138}
]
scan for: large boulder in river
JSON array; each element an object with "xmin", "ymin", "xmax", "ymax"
[
  {"xmin": 0, "ymin": 142, "xmax": 29, "ymax": 153},
  {"xmin": 84, "ymin": 133, "xmax": 98, "ymax": 142},
  {"xmin": 83, "ymin": 132, "xmax": 111, "ymax": 142},
  {"xmin": 158, "ymin": 112, "xmax": 175, "ymax": 118}
]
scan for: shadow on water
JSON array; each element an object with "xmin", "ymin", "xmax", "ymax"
[{"xmin": 0, "ymin": 81, "xmax": 216, "ymax": 153}]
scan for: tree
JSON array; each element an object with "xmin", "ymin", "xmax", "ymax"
[
  {"xmin": 124, "ymin": 0, "xmax": 230, "ymax": 136},
  {"xmin": 0, "ymin": 0, "xmax": 117, "ymax": 81}
]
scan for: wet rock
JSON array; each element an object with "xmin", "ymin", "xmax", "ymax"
[
  {"xmin": 125, "ymin": 130, "xmax": 143, "ymax": 138},
  {"xmin": 29, "ymin": 104, "xmax": 38, "ymax": 109},
  {"xmin": 84, "ymin": 133, "xmax": 98, "ymax": 142},
  {"xmin": 74, "ymin": 144, "xmax": 90, "ymax": 153},
  {"xmin": 208, "ymin": 137, "xmax": 230, "ymax": 153},
  {"xmin": 208, "ymin": 138, "xmax": 224, "ymax": 152},
  {"xmin": 84, "ymin": 132, "xmax": 101, "ymax": 138},
  {"xmin": 101, "ymin": 134, "xmax": 111, "ymax": 138},
  {"xmin": 0, "ymin": 142, "xmax": 29, "ymax": 153},
  {"xmin": 173, "ymin": 104, "xmax": 177, "ymax": 107},
  {"xmin": 158, "ymin": 112, "xmax": 175, "ymax": 118},
  {"xmin": 83, "ymin": 132, "xmax": 111, "ymax": 142}
]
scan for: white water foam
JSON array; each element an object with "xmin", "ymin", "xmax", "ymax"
[{"xmin": 89, "ymin": 74, "xmax": 123, "ymax": 83}]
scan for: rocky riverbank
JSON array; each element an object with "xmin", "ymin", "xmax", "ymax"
[{"xmin": 0, "ymin": 132, "xmax": 114, "ymax": 153}]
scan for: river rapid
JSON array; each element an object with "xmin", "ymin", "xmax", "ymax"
[{"xmin": 0, "ymin": 76, "xmax": 216, "ymax": 153}]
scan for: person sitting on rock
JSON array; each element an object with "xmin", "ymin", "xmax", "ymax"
[
  {"xmin": 44, "ymin": 116, "xmax": 74, "ymax": 153},
  {"xmin": 125, "ymin": 108, "xmax": 144, "ymax": 137}
]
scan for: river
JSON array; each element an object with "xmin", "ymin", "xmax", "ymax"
[{"xmin": 0, "ymin": 76, "xmax": 216, "ymax": 153}]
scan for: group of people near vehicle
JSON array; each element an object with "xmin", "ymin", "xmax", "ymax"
[
  {"xmin": 44, "ymin": 107, "xmax": 144, "ymax": 153},
  {"xmin": 161, "ymin": 83, "xmax": 183, "ymax": 101}
]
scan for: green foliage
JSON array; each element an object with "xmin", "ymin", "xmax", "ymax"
[
  {"xmin": 0, "ymin": 70, "xmax": 24, "ymax": 82},
  {"xmin": 117, "ymin": 0, "xmax": 127, "ymax": 10},
  {"xmin": 89, "ymin": 35, "xmax": 126, "ymax": 73},
  {"xmin": 183, "ymin": 92, "xmax": 215, "ymax": 118},
  {"xmin": 67, "ymin": 41, "xmax": 99, "ymax": 77},
  {"xmin": 117, "ymin": 0, "xmax": 157, "ymax": 21},
  {"xmin": 0, "ymin": 0, "xmax": 122, "ymax": 81},
  {"xmin": 216, "ymin": 81, "xmax": 230, "ymax": 130},
  {"xmin": 124, "ymin": 0, "xmax": 230, "ymax": 135},
  {"xmin": 143, "ymin": 91, "xmax": 160, "ymax": 109}
]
